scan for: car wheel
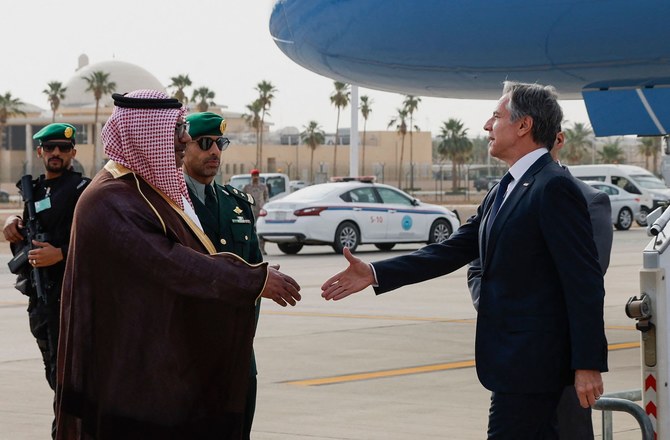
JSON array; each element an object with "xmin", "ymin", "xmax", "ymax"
[
  {"xmin": 428, "ymin": 219, "xmax": 452, "ymax": 244},
  {"xmin": 615, "ymin": 207, "xmax": 633, "ymax": 231},
  {"xmin": 277, "ymin": 243, "xmax": 303, "ymax": 255},
  {"xmin": 374, "ymin": 243, "xmax": 395, "ymax": 251},
  {"xmin": 636, "ymin": 206, "xmax": 650, "ymax": 227},
  {"xmin": 333, "ymin": 221, "xmax": 360, "ymax": 254}
]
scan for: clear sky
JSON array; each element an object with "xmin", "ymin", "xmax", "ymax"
[{"xmin": 3, "ymin": 0, "xmax": 591, "ymax": 138}]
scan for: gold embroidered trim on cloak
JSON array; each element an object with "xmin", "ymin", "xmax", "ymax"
[{"xmin": 104, "ymin": 161, "xmax": 267, "ymax": 300}]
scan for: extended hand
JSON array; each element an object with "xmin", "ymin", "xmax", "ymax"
[
  {"xmin": 28, "ymin": 240, "xmax": 63, "ymax": 268},
  {"xmin": 3, "ymin": 216, "xmax": 24, "ymax": 243},
  {"xmin": 574, "ymin": 369, "xmax": 604, "ymax": 408},
  {"xmin": 261, "ymin": 264, "xmax": 301, "ymax": 307},
  {"xmin": 321, "ymin": 247, "xmax": 375, "ymax": 301}
]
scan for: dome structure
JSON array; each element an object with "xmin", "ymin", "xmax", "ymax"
[{"xmin": 61, "ymin": 59, "xmax": 166, "ymax": 108}]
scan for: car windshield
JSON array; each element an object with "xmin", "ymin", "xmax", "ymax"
[
  {"xmin": 278, "ymin": 184, "xmax": 342, "ymax": 202},
  {"xmin": 631, "ymin": 174, "xmax": 667, "ymax": 189}
]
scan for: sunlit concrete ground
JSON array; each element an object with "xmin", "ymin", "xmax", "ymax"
[{"xmin": 0, "ymin": 222, "xmax": 652, "ymax": 439}]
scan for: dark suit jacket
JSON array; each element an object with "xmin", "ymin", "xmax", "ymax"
[
  {"xmin": 467, "ymin": 171, "xmax": 613, "ymax": 310},
  {"xmin": 372, "ymin": 153, "xmax": 608, "ymax": 394}
]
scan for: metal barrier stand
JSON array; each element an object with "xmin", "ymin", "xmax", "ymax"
[{"xmin": 594, "ymin": 389, "xmax": 654, "ymax": 440}]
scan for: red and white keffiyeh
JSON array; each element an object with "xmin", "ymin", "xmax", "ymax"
[{"xmin": 102, "ymin": 89, "xmax": 191, "ymax": 209}]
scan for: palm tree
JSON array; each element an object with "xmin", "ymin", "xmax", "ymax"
[
  {"xmin": 256, "ymin": 80, "xmax": 277, "ymax": 170},
  {"xmin": 43, "ymin": 81, "xmax": 67, "ymax": 123},
  {"xmin": 0, "ymin": 92, "xmax": 26, "ymax": 150},
  {"xmin": 330, "ymin": 81, "xmax": 350, "ymax": 177},
  {"xmin": 243, "ymin": 99, "xmax": 263, "ymax": 167},
  {"xmin": 359, "ymin": 95, "xmax": 372, "ymax": 175},
  {"xmin": 82, "ymin": 71, "xmax": 116, "ymax": 171},
  {"xmin": 437, "ymin": 119, "xmax": 472, "ymax": 191},
  {"xmin": 638, "ymin": 137, "xmax": 661, "ymax": 173},
  {"xmin": 403, "ymin": 95, "xmax": 421, "ymax": 190},
  {"xmin": 300, "ymin": 121, "xmax": 325, "ymax": 183},
  {"xmin": 598, "ymin": 138, "xmax": 625, "ymax": 164},
  {"xmin": 191, "ymin": 87, "xmax": 216, "ymax": 112},
  {"xmin": 168, "ymin": 74, "xmax": 192, "ymax": 104},
  {"xmin": 562, "ymin": 122, "xmax": 593, "ymax": 164},
  {"xmin": 388, "ymin": 108, "xmax": 408, "ymax": 188}
]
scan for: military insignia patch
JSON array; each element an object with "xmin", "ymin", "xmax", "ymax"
[
  {"xmin": 219, "ymin": 120, "xmax": 227, "ymax": 134},
  {"xmin": 64, "ymin": 126, "xmax": 74, "ymax": 139},
  {"xmin": 233, "ymin": 206, "xmax": 243, "ymax": 215}
]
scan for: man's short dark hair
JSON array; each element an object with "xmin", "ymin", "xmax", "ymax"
[{"xmin": 502, "ymin": 81, "xmax": 563, "ymax": 150}]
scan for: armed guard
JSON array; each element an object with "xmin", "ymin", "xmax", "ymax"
[
  {"xmin": 182, "ymin": 112, "xmax": 263, "ymax": 439},
  {"xmin": 3, "ymin": 123, "xmax": 90, "ymax": 437}
]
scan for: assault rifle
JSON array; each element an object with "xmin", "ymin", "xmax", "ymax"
[{"xmin": 7, "ymin": 175, "xmax": 50, "ymax": 304}]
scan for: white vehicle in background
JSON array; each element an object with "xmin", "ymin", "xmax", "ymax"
[
  {"xmin": 228, "ymin": 173, "xmax": 290, "ymax": 201},
  {"xmin": 569, "ymin": 164, "xmax": 670, "ymax": 226},
  {"xmin": 289, "ymin": 180, "xmax": 307, "ymax": 192},
  {"xmin": 583, "ymin": 180, "xmax": 642, "ymax": 231},
  {"xmin": 256, "ymin": 179, "xmax": 460, "ymax": 255}
]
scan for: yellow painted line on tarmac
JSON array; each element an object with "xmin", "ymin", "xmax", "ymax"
[
  {"xmin": 609, "ymin": 341, "xmax": 640, "ymax": 350},
  {"xmin": 285, "ymin": 341, "xmax": 640, "ymax": 387},
  {"xmin": 264, "ymin": 311, "xmax": 637, "ymax": 330},
  {"xmin": 606, "ymin": 325, "xmax": 636, "ymax": 331},
  {"xmin": 285, "ymin": 360, "xmax": 476, "ymax": 387},
  {"xmin": 263, "ymin": 310, "xmax": 475, "ymax": 323}
]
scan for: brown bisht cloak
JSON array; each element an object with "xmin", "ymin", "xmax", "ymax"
[{"xmin": 56, "ymin": 162, "xmax": 268, "ymax": 439}]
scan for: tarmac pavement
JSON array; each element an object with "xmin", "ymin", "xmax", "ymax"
[{"xmin": 0, "ymin": 224, "xmax": 652, "ymax": 439}]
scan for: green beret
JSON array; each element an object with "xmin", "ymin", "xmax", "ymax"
[
  {"xmin": 33, "ymin": 123, "xmax": 76, "ymax": 144},
  {"xmin": 186, "ymin": 112, "xmax": 227, "ymax": 138}
]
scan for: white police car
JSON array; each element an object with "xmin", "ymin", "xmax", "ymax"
[{"xmin": 256, "ymin": 178, "xmax": 460, "ymax": 254}]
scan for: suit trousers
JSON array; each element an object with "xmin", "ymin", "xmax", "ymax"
[
  {"xmin": 557, "ymin": 385, "xmax": 594, "ymax": 440},
  {"xmin": 487, "ymin": 391, "xmax": 562, "ymax": 440}
]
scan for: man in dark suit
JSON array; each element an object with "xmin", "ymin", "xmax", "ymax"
[
  {"xmin": 321, "ymin": 82, "xmax": 608, "ymax": 439},
  {"xmin": 467, "ymin": 130, "xmax": 612, "ymax": 440},
  {"xmin": 182, "ymin": 111, "xmax": 266, "ymax": 440}
]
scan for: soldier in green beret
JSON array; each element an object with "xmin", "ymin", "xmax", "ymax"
[
  {"xmin": 3, "ymin": 122, "xmax": 90, "ymax": 438},
  {"xmin": 182, "ymin": 111, "xmax": 263, "ymax": 439}
]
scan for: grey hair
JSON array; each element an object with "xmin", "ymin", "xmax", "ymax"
[{"xmin": 502, "ymin": 81, "xmax": 563, "ymax": 150}]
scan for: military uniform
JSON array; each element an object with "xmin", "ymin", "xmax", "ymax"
[
  {"xmin": 10, "ymin": 124, "xmax": 90, "ymax": 393},
  {"xmin": 187, "ymin": 183, "xmax": 262, "ymax": 262},
  {"xmin": 184, "ymin": 112, "xmax": 263, "ymax": 439}
]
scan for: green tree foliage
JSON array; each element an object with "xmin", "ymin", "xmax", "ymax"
[
  {"xmin": 82, "ymin": 71, "xmax": 116, "ymax": 171},
  {"xmin": 403, "ymin": 95, "xmax": 421, "ymax": 190},
  {"xmin": 168, "ymin": 74, "xmax": 192, "ymax": 104},
  {"xmin": 388, "ymin": 108, "xmax": 408, "ymax": 188},
  {"xmin": 561, "ymin": 122, "xmax": 594, "ymax": 164},
  {"xmin": 243, "ymin": 99, "xmax": 263, "ymax": 167},
  {"xmin": 301, "ymin": 120, "xmax": 325, "ymax": 183},
  {"xmin": 437, "ymin": 119, "xmax": 472, "ymax": 191},
  {"xmin": 191, "ymin": 87, "xmax": 216, "ymax": 112},
  {"xmin": 0, "ymin": 91, "xmax": 26, "ymax": 150},
  {"xmin": 330, "ymin": 81, "xmax": 350, "ymax": 176},
  {"xmin": 43, "ymin": 81, "xmax": 67, "ymax": 123},
  {"xmin": 598, "ymin": 138, "xmax": 625, "ymax": 164},
  {"xmin": 256, "ymin": 80, "xmax": 277, "ymax": 170},
  {"xmin": 359, "ymin": 95, "xmax": 372, "ymax": 175}
]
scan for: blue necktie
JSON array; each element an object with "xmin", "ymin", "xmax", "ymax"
[{"xmin": 486, "ymin": 173, "xmax": 513, "ymax": 237}]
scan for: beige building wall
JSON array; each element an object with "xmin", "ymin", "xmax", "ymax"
[{"xmin": 218, "ymin": 130, "xmax": 434, "ymax": 189}]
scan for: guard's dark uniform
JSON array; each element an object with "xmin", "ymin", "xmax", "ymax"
[
  {"xmin": 12, "ymin": 169, "xmax": 90, "ymax": 389},
  {"xmin": 189, "ymin": 183, "xmax": 263, "ymax": 262},
  {"xmin": 187, "ymin": 182, "xmax": 262, "ymax": 437}
]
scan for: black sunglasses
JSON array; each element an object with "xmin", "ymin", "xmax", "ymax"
[
  {"xmin": 41, "ymin": 142, "xmax": 74, "ymax": 153},
  {"xmin": 175, "ymin": 121, "xmax": 190, "ymax": 138},
  {"xmin": 196, "ymin": 137, "xmax": 230, "ymax": 152}
]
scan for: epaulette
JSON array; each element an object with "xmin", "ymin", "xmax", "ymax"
[{"xmin": 223, "ymin": 184, "xmax": 255, "ymax": 205}]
